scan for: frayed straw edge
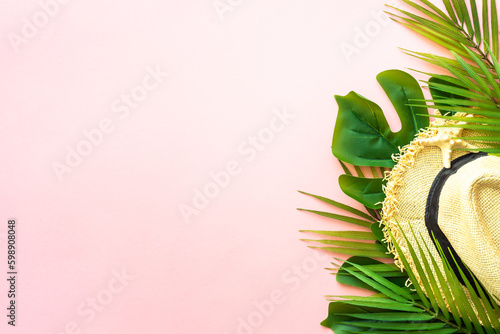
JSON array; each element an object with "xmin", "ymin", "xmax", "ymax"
[
  {"xmin": 380, "ymin": 115, "xmax": 491, "ymax": 320},
  {"xmin": 380, "ymin": 126, "xmax": 438, "ymax": 289},
  {"xmin": 380, "ymin": 114, "xmax": 469, "ymax": 289}
]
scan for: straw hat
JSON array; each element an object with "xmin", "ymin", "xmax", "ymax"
[{"xmin": 381, "ymin": 112, "xmax": 500, "ymax": 302}]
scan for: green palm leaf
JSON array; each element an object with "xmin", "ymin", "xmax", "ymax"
[
  {"xmin": 317, "ymin": 216, "xmax": 500, "ymax": 333},
  {"xmin": 304, "ymin": 4, "xmax": 500, "ymax": 328},
  {"xmin": 296, "ymin": 208, "xmax": 373, "ymax": 227},
  {"xmin": 388, "ymin": 0, "xmax": 500, "ymax": 151},
  {"xmin": 298, "ymin": 191, "xmax": 376, "ymax": 222}
]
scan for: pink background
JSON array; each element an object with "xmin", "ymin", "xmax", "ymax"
[{"xmin": 0, "ymin": 0, "xmax": 442, "ymax": 333}]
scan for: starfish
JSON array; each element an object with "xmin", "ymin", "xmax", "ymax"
[{"xmin": 418, "ymin": 110, "xmax": 478, "ymax": 169}]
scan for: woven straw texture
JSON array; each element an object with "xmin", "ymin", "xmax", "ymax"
[
  {"xmin": 439, "ymin": 155, "xmax": 500, "ymax": 300},
  {"xmin": 382, "ymin": 125, "xmax": 500, "ymax": 303}
]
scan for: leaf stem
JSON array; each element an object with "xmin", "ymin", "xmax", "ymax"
[
  {"xmin": 414, "ymin": 301, "xmax": 473, "ymax": 333},
  {"xmin": 453, "ymin": 23, "xmax": 500, "ymax": 106}
]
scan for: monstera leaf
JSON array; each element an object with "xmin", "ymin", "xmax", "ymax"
[
  {"xmin": 321, "ymin": 303, "xmax": 372, "ymax": 334},
  {"xmin": 301, "ymin": 1, "xmax": 500, "ymax": 332},
  {"xmin": 332, "ymin": 70, "xmax": 429, "ymax": 168},
  {"xmin": 338, "ymin": 175, "xmax": 385, "ymax": 209}
]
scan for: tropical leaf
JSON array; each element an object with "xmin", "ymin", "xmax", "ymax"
[
  {"xmin": 365, "ymin": 205, "xmax": 382, "ymax": 220},
  {"xmin": 302, "ymin": 219, "xmax": 500, "ymax": 332},
  {"xmin": 298, "ymin": 191, "xmax": 376, "ymax": 222},
  {"xmin": 389, "ymin": 0, "xmax": 500, "ymax": 151},
  {"xmin": 299, "ymin": 230, "xmax": 377, "ymax": 240},
  {"xmin": 338, "ymin": 159, "xmax": 353, "ymax": 176},
  {"xmin": 308, "ymin": 245, "xmax": 391, "ymax": 258},
  {"xmin": 311, "ymin": 216, "xmax": 500, "ymax": 333},
  {"xmin": 338, "ymin": 175, "xmax": 385, "ymax": 209},
  {"xmin": 334, "ymin": 257, "xmax": 408, "ymax": 291},
  {"xmin": 321, "ymin": 303, "xmax": 378, "ymax": 334},
  {"xmin": 428, "ymin": 76, "xmax": 469, "ymax": 115},
  {"xmin": 370, "ymin": 222, "xmax": 386, "ymax": 243},
  {"xmin": 331, "ymin": 70, "xmax": 429, "ymax": 168},
  {"xmin": 296, "ymin": 208, "xmax": 373, "ymax": 227},
  {"xmin": 303, "ymin": 3, "xmax": 500, "ymax": 332}
]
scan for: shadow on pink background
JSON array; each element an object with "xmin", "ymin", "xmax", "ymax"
[{"xmin": 0, "ymin": 0, "xmax": 444, "ymax": 333}]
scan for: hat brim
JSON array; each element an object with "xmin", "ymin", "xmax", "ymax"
[{"xmin": 382, "ymin": 126, "xmax": 500, "ymax": 304}]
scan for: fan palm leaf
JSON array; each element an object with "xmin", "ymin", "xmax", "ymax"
[{"xmin": 388, "ymin": 0, "xmax": 500, "ymax": 152}]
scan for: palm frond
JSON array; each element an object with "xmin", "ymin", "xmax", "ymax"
[
  {"xmin": 303, "ymin": 6, "xmax": 500, "ymax": 328},
  {"xmin": 320, "ymin": 219, "xmax": 500, "ymax": 333},
  {"xmin": 388, "ymin": 1, "xmax": 500, "ymax": 151}
]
